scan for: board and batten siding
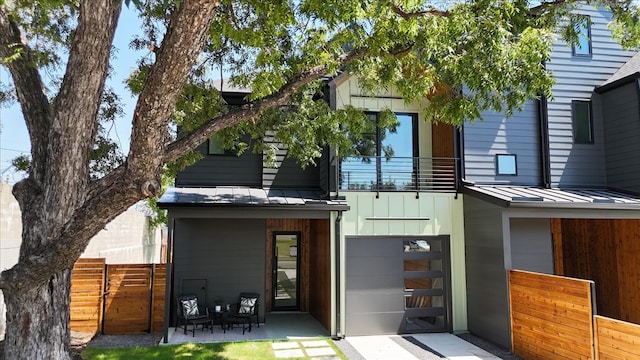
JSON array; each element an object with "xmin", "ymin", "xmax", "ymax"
[
  {"xmin": 173, "ymin": 218, "xmax": 266, "ymax": 319},
  {"xmin": 601, "ymin": 82, "xmax": 640, "ymax": 193},
  {"xmin": 340, "ymin": 192, "xmax": 467, "ymax": 333},
  {"xmin": 462, "ymin": 195, "xmax": 511, "ymax": 348},
  {"xmin": 463, "ymin": 102, "xmax": 541, "ymax": 185},
  {"xmin": 175, "ymin": 141, "xmax": 262, "ymax": 187},
  {"xmin": 545, "ymin": 5, "xmax": 636, "ymax": 187}
]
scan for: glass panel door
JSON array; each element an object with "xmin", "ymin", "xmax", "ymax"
[
  {"xmin": 273, "ymin": 233, "xmax": 300, "ymax": 310},
  {"xmin": 402, "ymin": 237, "xmax": 451, "ymax": 333}
]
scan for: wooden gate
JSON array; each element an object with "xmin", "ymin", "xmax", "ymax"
[{"xmin": 103, "ymin": 264, "xmax": 153, "ymax": 334}]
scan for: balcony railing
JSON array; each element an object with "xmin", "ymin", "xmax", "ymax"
[{"xmin": 338, "ymin": 156, "xmax": 459, "ymax": 193}]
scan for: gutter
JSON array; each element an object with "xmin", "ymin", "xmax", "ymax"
[
  {"xmin": 538, "ymin": 95, "xmax": 551, "ymax": 188},
  {"xmin": 333, "ymin": 210, "xmax": 344, "ymax": 340},
  {"xmin": 162, "ymin": 218, "xmax": 175, "ymax": 343}
]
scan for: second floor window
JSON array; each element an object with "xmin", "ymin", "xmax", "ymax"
[
  {"xmin": 572, "ymin": 100, "xmax": 593, "ymax": 144},
  {"xmin": 340, "ymin": 112, "xmax": 417, "ymax": 190},
  {"xmin": 572, "ymin": 16, "xmax": 592, "ymax": 57}
]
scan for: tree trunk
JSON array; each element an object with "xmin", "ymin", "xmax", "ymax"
[{"xmin": 3, "ymin": 269, "xmax": 72, "ymax": 360}]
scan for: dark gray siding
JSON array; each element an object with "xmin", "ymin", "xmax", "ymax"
[
  {"xmin": 175, "ymin": 142, "xmax": 262, "ymax": 187},
  {"xmin": 509, "ymin": 218, "xmax": 553, "ymax": 274},
  {"xmin": 545, "ymin": 6, "xmax": 636, "ymax": 187},
  {"xmin": 463, "ymin": 195, "xmax": 510, "ymax": 348},
  {"xmin": 173, "ymin": 218, "xmax": 266, "ymax": 321},
  {"xmin": 463, "ymin": 101, "xmax": 541, "ymax": 185},
  {"xmin": 262, "ymin": 132, "xmax": 321, "ymax": 189},
  {"xmin": 602, "ymin": 82, "xmax": 640, "ymax": 193}
]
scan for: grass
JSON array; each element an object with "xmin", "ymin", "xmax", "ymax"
[{"xmin": 81, "ymin": 339, "xmax": 348, "ymax": 360}]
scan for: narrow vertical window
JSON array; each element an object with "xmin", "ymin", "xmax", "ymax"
[
  {"xmin": 572, "ymin": 100, "xmax": 593, "ymax": 144},
  {"xmin": 572, "ymin": 16, "xmax": 592, "ymax": 57}
]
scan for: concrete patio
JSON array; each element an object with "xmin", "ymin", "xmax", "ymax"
[{"xmin": 164, "ymin": 312, "xmax": 329, "ymax": 344}]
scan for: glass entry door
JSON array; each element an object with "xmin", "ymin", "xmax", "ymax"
[{"xmin": 273, "ymin": 233, "xmax": 300, "ymax": 310}]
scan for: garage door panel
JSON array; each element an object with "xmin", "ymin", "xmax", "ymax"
[
  {"xmin": 347, "ymin": 238, "xmax": 401, "ymax": 256},
  {"xmin": 345, "ymin": 312, "xmax": 405, "ymax": 335},
  {"xmin": 346, "ymin": 256, "xmax": 402, "ymax": 276},
  {"xmin": 346, "ymin": 236, "xmax": 451, "ymax": 335},
  {"xmin": 346, "ymin": 293, "xmax": 405, "ymax": 313},
  {"xmin": 345, "ymin": 275, "xmax": 403, "ymax": 292}
]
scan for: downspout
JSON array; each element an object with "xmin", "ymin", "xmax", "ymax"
[
  {"xmin": 162, "ymin": 217, "xmax": 175, "ymax": 343},
  {"xmin": 538, "ymin": 96, "xmax": 551, "ymax": 188},
  {"xmin": 333, "ymin": 210, "xmax": 343, "ymax": 340}
]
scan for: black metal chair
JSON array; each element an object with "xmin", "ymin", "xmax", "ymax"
[
  {"xmin": 176, "ymin": 294, "xmax": 212, "ymax": 337},
  {"xmin": 227, "ymin": 292, "xmax": 260, "ymax": 333}
]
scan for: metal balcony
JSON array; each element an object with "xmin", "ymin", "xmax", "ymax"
[{"xmin": 338, "ymin": 156, "xmax": 459, "ymax": 193}]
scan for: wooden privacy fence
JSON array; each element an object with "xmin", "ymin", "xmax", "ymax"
[
  {"xmin": 70, "ymin": 258, "xmax": 166, "ymax": 335},
  {"xmin": 594, "ymin": 315, "xmax": 640, "ymax": 360},
  {"xmin": 508, "ymin": 270, "xmax": 640, "ymax": 360},
  {"xmin": 70, "ymin": 258, "xmax": 106, "ymax": 334}
]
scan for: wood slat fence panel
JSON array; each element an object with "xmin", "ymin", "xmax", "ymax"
[
  {"xmin": 595, "ymin": 315, "xmax": 640, "ymax": 359},
  {"xmin": 150, "ymin": 264, "xmax": 167, "ymax": 333},
  {"xmin": 509, "ymin": 270, "xmax": 595, "ymax": 360},
  {"xmin": 103, "ymin": 264, "xmax": 153, "ymax": 335},
  {"xmin": 70, "ymin": 258, "xmax": 105, "ymax": 334}
]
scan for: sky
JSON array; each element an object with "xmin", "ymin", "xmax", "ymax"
[{"xmin": 0, "ymin": 6, "xmax": 144, "ymax": 184}]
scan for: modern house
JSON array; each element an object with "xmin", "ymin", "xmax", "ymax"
[
  {"xmin": 159, "ymin": 3, "xmax": 640, "ymax": 348},
  {"xmin": 158, "ymin": 75, "xmax": 468, "ymax": 340},
  {"xmin": 461, "ymin": 4, "xmax": 640, "ymax": 348}
]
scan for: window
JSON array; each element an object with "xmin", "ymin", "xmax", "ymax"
[
  {"xmin": 340, "ymin": 112, "xmax": 417, "ymax": 190},
  {"xmin": 207, "ymin": 134, "xmax": 236, "ymax": 156},
  {"xmin": 572, "ymin": 100, "xmax": 593, "ymax": 143},
  {"xmin": 572, "ymin": 16, "xmax": 591, "ymax": 57},
  {"xmin": 496, "ymin": 154, "xmax": 517, "ymax": 176}
]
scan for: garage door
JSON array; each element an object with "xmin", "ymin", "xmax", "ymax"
[{"xmin": 345, "ymin": 236, "xmax": 451, "ymax": 335}]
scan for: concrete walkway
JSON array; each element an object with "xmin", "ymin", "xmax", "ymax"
[{"xmin": 346, "ymin": 334, "xmax": 502, "ymax": 360}]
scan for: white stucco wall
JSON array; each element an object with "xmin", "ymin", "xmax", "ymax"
[{"xmin": 0, "ymin": 183, "xmax": 164, "ymax": 339}]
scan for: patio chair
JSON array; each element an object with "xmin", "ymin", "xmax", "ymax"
[
  {"xmin": 176, "ymin": 294, "xmax": 212, "ymax": 337},
  {"xmin": 227, "ymin": 292, "xmax": 260, "ymax": 333}
]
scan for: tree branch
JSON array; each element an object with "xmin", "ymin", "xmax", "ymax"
[
  {"xmin": 163, "ymin": 48, "xmax": 368, "ymax": 163},
  {"xmin": 391, "ymin": 4, "xmax": 449, "ymax": 19},
  {"xmin": 0, "ymin": 177, "xmax": 137, "ymax": 291},
  {"xmin": 125, "ymin": 0, "xmax": 221, "ymax": 183},
  {"xmin": 0, "ymin": 6, "xmax": 51, "ymax": 182}
]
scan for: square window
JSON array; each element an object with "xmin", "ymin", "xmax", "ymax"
[
  {"xmin": 572, "ymin": 100, "xmax": 593, "ymax": 143},
  {"xmin": 496, "ymin": 154, "xmax": 517, "ymax": 176},
  {"xmin": 572, "ymin": 16, "xmax": 591, "ymax": 57},
  {"xmin": 208, "ymin": 136, "xmax": 225, "ymax": 155},
  {"xmin": 207, "ymin": 135, "xmax": 237, "ymax": 156}
]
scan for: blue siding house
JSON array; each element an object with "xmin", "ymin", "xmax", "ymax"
[{"xmin": 462, "ymin": 4, "xmax": 640, "ymax": 348}]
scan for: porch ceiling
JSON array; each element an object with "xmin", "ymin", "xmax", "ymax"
[
  {"xmin": 158, "ymin": 187, "xmax": 349, "ymax": 211},
  {"xmin": 464, "ymin": 185, "xmax": 640, "ymax": 210}
]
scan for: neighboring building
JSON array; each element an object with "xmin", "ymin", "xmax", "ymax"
[
  {"xmin": 159, "ymin": 76, "xmax": 468, "ymax": 340},
  {"xmin": 0, "ymin": 183, "xmax": 164, "ymax": 339},
  {"xmin": 461, "ymin": 5, "xmax": 640, "ymax": 348}
]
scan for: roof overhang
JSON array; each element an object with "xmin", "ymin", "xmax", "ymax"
[
  {"xmin": 158, "ymin": 187, "xmax": 349, "ymax": 212},
  {"xmin": 464, "ymin": 185, "xmax": 640, "ymax": 211}
]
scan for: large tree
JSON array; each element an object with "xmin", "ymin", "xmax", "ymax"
[{"xmin": 0, "ymin": 0, "xmax": 638, "ymax": 358}]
